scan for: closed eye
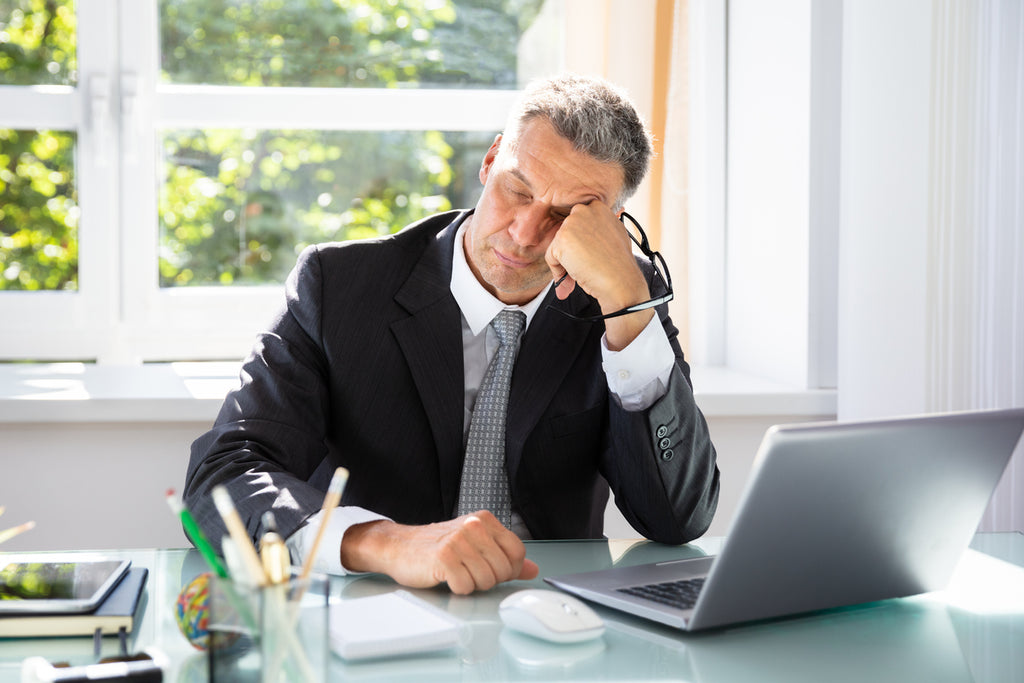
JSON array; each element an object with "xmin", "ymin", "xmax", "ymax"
[{"xmin": 505, "ymin": 184, "xmax": 531, "ymax": 203}]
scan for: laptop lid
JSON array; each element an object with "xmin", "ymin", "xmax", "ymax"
[{"xmin": 547, "ymin": 408, "xmax": 1024, "ymax": 632}]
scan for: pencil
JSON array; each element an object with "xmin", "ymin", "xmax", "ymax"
[
  {"xmin": 211, "ymin": 486, "xmax": 268, "ymax": 587},
  {"xmin": 299, "ymin": 467, "xmax": 349, "ymax": 581},
  {"xmin": 165, "ymin": 489, "xmax": 228, "ymax": 578},
  {"xmin": 0, "ymin": 521, "xmax": 34, "ymax": 546}
]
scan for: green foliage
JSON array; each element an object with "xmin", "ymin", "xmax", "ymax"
[
  {"xmin": 0, "ymin": 129, "xmax": 78, "ymax": 291},
  {"xmin": 160, "ymin": 0, "xmax": 459, "ymax": 88},
  {"xmin": 0, "ymin": 1, "xmax": 78, "ymax": 291},
  {"xmin": 159, "ymin": 128, "xmax": 459, "ymax": 286},
  {"xmin": 0, "ymin": 0, "xmax": 77, "ymax": 86}
]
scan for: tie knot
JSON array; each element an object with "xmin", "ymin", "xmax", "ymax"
[{"xmin": 492, "ymin": 309, "xmax": 526, "ymax": 347}]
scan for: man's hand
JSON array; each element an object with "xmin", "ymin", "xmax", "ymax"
[
  {"xmin": 545, "ymin": 202, "xmax": 655, "ymax": 350},
  {"xmin": 339, "ymin": 512, "xmax": 540, "ymax": 594}
]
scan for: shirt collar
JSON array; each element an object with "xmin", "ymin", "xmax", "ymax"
[{"xmin": 451, "ymin": 217, "xmax": 551, "ymax": 336}]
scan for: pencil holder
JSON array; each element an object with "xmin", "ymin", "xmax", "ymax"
[{"xmin": 207, "ymin": 573, "xmax": 329, "ymax": 682}]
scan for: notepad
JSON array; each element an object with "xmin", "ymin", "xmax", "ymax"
[{"xmin": 329, "ymin": 590, "xmax": 463, "ymax": 660}]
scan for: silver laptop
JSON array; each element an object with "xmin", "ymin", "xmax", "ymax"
[{"xmin": 546, "ymin": 408, "xmax": 1024, "ymax": 632}]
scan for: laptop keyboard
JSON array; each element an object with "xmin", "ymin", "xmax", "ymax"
[{"xmin": 617, "ymin": 577, "xmax": 706, "ymax": 610}]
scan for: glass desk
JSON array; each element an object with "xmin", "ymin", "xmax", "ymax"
[{"xmin": 1, "ymin": 533, "xmax": 1021, "ymax": 682}]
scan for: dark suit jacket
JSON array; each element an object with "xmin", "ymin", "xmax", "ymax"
[{"xmin": 184, "ymin": 210, "xmax": 719, "ymax": 548}]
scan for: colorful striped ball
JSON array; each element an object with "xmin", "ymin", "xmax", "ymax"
[{"xmin": 175, "ymin": 571, "xmax": 212, "ymax": 650}]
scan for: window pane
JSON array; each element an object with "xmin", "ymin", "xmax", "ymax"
[
  {"xmin": 0, "ymin": 129, "xmax": 78, "ymax": 291},
  {"xmin": 159, "ymin": 0, "xmax": 560, "ymax": 88},
  {"xmin": 0, "ymin": 0, "xmax": 77, "ymax": 86},
  {"xmin": 159, "ymin": 128, "xmax": 493, "ymax": 287}
]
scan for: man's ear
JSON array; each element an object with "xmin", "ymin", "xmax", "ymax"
[{"xmin": 479, "ymin": 133, "xmax": 503, "ymax": 184}]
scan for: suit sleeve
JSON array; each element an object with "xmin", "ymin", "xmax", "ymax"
[
  {"xmin": 183, "ymin": 245, "xmax": 337, "ymax": 550},
  {"xmin": 599, "ymin": 265, "xmax": 720, "ymax": 545}
]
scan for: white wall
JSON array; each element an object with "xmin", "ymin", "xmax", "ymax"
[
  {"xmin": 1, "ymin": 422, "xmax": 196, "ymax": 551},
  {"xmin": 726, "ymin": 0, "xmax": 812, "ymax": 387},
  {"xmin": 837, "ymin": 0, "xmax": 934, "ymax": 418}
]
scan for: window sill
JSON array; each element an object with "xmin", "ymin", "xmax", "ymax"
[
  {"xmin": 0, "ymin": 362, "xmax": 836, "ymax": 424},
  {"xmin": 0, "ymin": 362, "xmax": 239, "ymax": 423},
  {"xmin": 689, "ymin": 365, "xmax": 837, "ymax": 418}
]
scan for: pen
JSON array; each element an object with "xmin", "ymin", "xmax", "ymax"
[
  {"xmin": 165, "ymin": 489, "xmax": 228, "ymax": 578},
  {"xmin": 259, "ymin": 511, "xmax": 290, "ymax": 585},
  {"xmin": 0, "ymin": 520, "xmax": 35, "ymax": 546},
  {"xmin": 299, "ymin": 467, "xmax": 349, "ymax": 581},
  {"xmin": 211, "ymin": 485, "xmax": 268, "ymax": 587},
  {"xmin": 553, "ymin": 272, "xmax": 569, "ymax": 288}
]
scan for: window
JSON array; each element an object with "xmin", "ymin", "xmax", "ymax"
[{"xmin": 2, "ymin": 0, "xmax": 596, "ymax": 362}]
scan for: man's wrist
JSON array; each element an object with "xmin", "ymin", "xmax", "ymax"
[
  {"xmin": 603, "ymin": 308, "xmax": 655, "ymax": 351},
  {"xmin": 339, "ymin": 519, "xmax": 396, "ymax": 574}
]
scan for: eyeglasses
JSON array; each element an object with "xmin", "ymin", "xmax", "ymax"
[{"xmin": 549, "ymin": 211, "xmax": 674, "ymax": 323}]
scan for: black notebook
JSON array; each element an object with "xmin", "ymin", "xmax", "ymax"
[{"xmin": 0, "ymin": 567, "xmax": 148, "ymax": 638}]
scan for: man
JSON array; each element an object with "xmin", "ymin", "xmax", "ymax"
[{"xmin": 184, "ymin": 74, "xmax": 719, "ymax": 595}]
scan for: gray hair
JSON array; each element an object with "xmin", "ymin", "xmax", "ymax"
[{"xmin": 503, "ymin": 74, "xmax": 653, "ymax": 206}]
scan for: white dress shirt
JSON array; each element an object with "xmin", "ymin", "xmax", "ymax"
[{"xmin": 287, "ymin": 220, "xmax": 675, "ymax": 573}]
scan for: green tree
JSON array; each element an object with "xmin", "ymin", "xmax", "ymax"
[
  {"xmin": 0, "ymin": 0, "xmax": 77, "ymax": 86},
  {"xmin": 158, "ymin": 128, "xmax": 467, "ymax": 286},
  {"xmin": 0, "ymin": 0, "xmax": 77, "ymax": 291}
]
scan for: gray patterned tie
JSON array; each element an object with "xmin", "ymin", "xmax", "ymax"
[{"xmin": 456, "ymin": 309, "xmax": 526, "ymax": 528}]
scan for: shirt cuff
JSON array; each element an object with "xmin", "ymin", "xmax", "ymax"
[
  {"xmin": 601, "ymin": 313, "xmax": 675, "ymax": 411},
  {"xmin": 285, "ymin": 506, "xmax": 390, "ymax": 575}
]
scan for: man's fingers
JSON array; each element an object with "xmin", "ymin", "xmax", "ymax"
[
  {"xmin": 488, "ymin": 515, "xmax": 536, "ymax": 583},
  {"xmin": 436, "ymin": 513, "xmax": 532, "ymax": 593},
  {"xmin": 518, "ymin": 558, "xmax": 540, "ymax": 581},
  {"xmin": 440, "ymin": 560, "xmax": 476, "ymax": 595},
  {"xmin": 552, "ymin": 271, "xmax": 576, "ymax": 300},
  {"xmin": 462, "ymin": 514, "xmax": 525, "ymax": 587}
]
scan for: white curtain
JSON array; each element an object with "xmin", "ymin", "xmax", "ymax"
[{"xmin": 927, "ymin": 0, "xmax": 1024, "ymax": 531}]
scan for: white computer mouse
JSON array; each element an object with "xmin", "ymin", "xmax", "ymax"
[{"xmin": 498, "ymin": 589, "xmax": 605, "ymax": 644}]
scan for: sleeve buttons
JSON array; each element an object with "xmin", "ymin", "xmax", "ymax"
[{"xmin": 655, "ymin": 425, "xmax": 673, "ymax": 461}]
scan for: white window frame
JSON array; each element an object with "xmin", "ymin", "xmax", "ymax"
[
  {"xmin": 0, "ymin": 0, "xmax": 120, "ymax": 359},
  {"xmin": 687, "ymin": 0, "xmax": 839, "ymax": 392}
]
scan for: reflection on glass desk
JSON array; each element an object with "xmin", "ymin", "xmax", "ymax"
[{"xmin": 0, "ymin": 533, "xmax": 1021, "ymax": 682}]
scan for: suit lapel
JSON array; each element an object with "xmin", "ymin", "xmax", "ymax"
[
  {"xmin": 505, "ymin": 287, "xmax": 602, "ymax": 478},
  {"xmin": 391, "ymin": 217, "xmax": 466, "ymax": 516}
]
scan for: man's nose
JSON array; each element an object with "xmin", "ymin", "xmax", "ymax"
[{"xmin": 508, "ymin": 205, "xmax": 555, "ymax": 247}]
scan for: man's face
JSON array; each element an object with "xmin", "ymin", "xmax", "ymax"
[{"xmin": 463, "ymin": 118, "xmax": 625, "ymax": 305}]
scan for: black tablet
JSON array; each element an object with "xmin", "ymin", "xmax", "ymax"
[{"xmin": 0, "ymin": 555, "xmax": 131, "ymax": 614}]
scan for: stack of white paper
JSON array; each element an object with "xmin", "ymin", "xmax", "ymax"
[{"xmin": 329, "ymin": 590, "xmax": 463, "ymax": 660}]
